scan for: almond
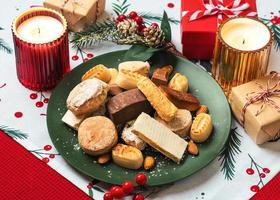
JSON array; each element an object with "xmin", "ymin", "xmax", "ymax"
[
  {"xmin": 196, "ymin": 105, "xmax": 208, "ymax": 116},
  {"xmin": 187, "ymin": 140, "xmax": 199, "ymax": 156},
  {"xmin": 97, "ymin": 153, "xmax": 111, "ymax": 164},
  {"xmin": 144, "ymin": 156, "xmax": 156, "ymax": 170}
]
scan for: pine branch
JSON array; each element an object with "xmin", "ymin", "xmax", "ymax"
[
  {"xmin": 0, "ymin": 27, "xmax": 3, "ymax": 30},
  {"xmin": 0, "ymin": 125, "xmax": 28, "ymax": 139},
  {"xmin": 112, "ymin": 0, "xmax": 130, "ymax": 15},
  {"xmin": 70, "ymin": 20, "xmax": 117, "ymax": 48},
  {"xmin": 139, "ymin": 12, "xmax": 180, "ymax": 25},
  {"xmin": 218, "ymin": 127, "xmax": 242, "ymax": 180},
  {"xmin": 272, "ymin": 25, "xmax": 280, "ymax": 51},
  {"xmin": 0, "ymin": 39, "xmax": 12, "ymax": 54}
]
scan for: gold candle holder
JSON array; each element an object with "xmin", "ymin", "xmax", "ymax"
[{"xmin": 212, "ymin": 17, "xmax": 272, "ymax": 96}]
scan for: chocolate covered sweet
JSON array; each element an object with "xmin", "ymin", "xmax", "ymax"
[
  {"xmin": 107, "ymin": 88, "xmax": 153, "ymax": 124},
  {"xmin": 151, "ymin": 65, "xmax": 173, "ymax": 86}
]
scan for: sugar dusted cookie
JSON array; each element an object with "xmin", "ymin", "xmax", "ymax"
[
  {"xmin": 67, "ymin": 78, "xmax": 109, "ymax": 116},
  {"xmin": 121, "ymin": 120, "xmax": 146, "ymax": 150},
  {"xmin": 78, "ymin": 116, "xmax": 118, "ymax": 156}
]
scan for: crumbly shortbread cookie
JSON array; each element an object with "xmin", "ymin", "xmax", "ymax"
[
  {"xmin": 78, "ymin": 116, "xmax": 118, "ymax": 156},
  {"xmin": 155, "ymin": 109, "xmax": 192, "ymax": 138},
  {"xmin": 116, "ymin": 61, "xmax": 150, "ymax": 89}
]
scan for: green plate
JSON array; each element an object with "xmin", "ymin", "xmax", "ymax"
[{"xmin": 47, "ymin": 50, "xmax": 231, "ymax": 186}]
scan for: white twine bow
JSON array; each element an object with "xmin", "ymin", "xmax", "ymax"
[{"xmin": 182, "ymin": 0, "xmax": 257, "ymax": 25}]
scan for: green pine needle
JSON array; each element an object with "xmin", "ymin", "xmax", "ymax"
[
  {"xmin": 0, "ymin": 39, "xmax": 12, "ymax": 54},
  {"xmin": 218, "ymin": 127, "xmax": 242, "ymax": 180},
  {"xmin": 0, "ymin": 27, "xmax": 12, "ymax": 54},
  {"xmin": 272, "ymin": 25, "xmax": 280, "ymax": 51},
  {"xmin": 0, "ymin": 125, "xmax": 28, "ymax": 140},
  {"xmin": 112, "ymin": 0, "xmax": 130, "ymax": 15},
  {"xmin": 140, "ymin": 12, "xmax": 180, "ymax": 25},
  {"xmin": 70, "ymin": 20, "xmax": 116, "ymax": 48}
]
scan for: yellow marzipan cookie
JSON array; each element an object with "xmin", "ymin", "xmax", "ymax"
[
  {"xmin": 168, "ymin": 73, "xmax": 189, "ymax": 92},
  {"xmin": 190, "ymin": 113, "xmax": 213, "ymax": 142},
  {"xmin": 81, "ymin": 64, "xmax": 111, "ymax": 83}
]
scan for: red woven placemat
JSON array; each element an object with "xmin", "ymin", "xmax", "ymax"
[
  {"xmin": 250, "ymin": 172, "xmax": 280, "ymax": 200},
  {"xmin": 0, "ymin": 131, "xmax": 92, "ymax": 200}
]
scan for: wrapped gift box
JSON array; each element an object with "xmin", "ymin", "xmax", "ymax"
[
  {"xmin": 229, "ymin": 72, "xmax": 280, "ymax": 144},
  {"xmin": 44, "ymin": 0, "xmax": 106, "ymax": 32},
  {"xmin": 181, "ymin": 0, "xmax": 257, "ymax": 60}
]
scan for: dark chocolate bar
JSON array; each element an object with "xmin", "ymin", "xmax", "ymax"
[{"xmin": 106, "ymin": 88, "xmax": 153, "ymax": 125}]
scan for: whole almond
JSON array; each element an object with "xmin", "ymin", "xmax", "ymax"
[
  {"xmin": 144, "ymin": 156, "xmax": 156, "ymax": 170},
  {"xmin": 187, "ymin": 141, "xmax": 199, "ymax": 156},
  {"xmin": 98, "ymin": 153, "xmax": 111, "ymax": 165},
  {"xmin": 196, "ymin": 105, "xmax": 208, "ymax": 116}
]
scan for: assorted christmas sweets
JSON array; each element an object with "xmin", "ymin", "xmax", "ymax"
[{"xmin": 62, "ymin": 61, "xmax": 214, "ymax": 174}]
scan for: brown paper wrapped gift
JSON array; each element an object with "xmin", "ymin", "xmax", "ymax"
[
  {"xmin": 229, "ymin": 72, "xmax": 280, "ymax": 144},
  {"xmin": 44, "ymin": 0, "xmax": 106, "ymax": 32}
]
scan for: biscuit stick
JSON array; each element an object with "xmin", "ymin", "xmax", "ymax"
[{"xmin": 137, "ymin": 77, "xmax": 177, "ymax": 121}]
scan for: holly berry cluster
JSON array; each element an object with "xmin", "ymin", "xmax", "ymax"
[
  {"xmin": 116, "ymin": 11, "xmax": 159, "ymax": 33},
  {"xmin": 246, "ymin": 154, "xmax": 271, "ymax": 193},
  {"xmin": 103, "ymin": 173, "xmax": 147, "ymax": 200},
  {"xmin": 29, "ymin": 145, "xmax": 58, "ymax": 164},
  {"xmin": 29, "ymin": 92, "xmax": 49, "ymax": 108},
  {"xmin": 72, "ymin": 48, "xmax": 94, "ymax": 62}
]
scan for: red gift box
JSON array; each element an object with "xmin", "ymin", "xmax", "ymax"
[{"xmin": 181, "ymin": 0, "xmax": 258, "ymax": 60}]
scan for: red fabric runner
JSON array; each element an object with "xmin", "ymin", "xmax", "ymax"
[
  {"xmin": 0, "ymin": 131, "xmax": 92, "ymax": 200},
  {"xmin": 250, "ymin": 172, "xmax": 280, "ymax": 199}
]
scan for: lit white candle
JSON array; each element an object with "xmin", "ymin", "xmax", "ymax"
[
  {"xmin": 17, "ymin": 16, "xmax": 64, "ymax": 44},
  {"xmin": 220, "ymin": 18, "xmax": 271, "ymax": 51}
]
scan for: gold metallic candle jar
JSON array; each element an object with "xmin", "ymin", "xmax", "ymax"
[{"xmin": 212, "ymin": 17, "xmax": 272, "ymax": 96}]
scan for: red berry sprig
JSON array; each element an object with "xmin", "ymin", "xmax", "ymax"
[
  {"xmin": 116, "ymin": 11, "xmax": 146, "ymax": 32},
  {"xmin": 29, "ymin": 91, "xmax": 49, "ymax": 109},
  {"xmin": 72, "ymin": 47, "xmax": 94, "ymax": 62},
  {"xmin": 103, "ymin": 173, "xmax": 147, "ymax": 200},
  {"xmin": 246, "ymin": 154, "xmax": 270, "ymax": 193}
]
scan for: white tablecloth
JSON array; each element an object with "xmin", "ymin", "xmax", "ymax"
[{"xmin": 0, "ymin": 0, "xmax": 279, "ymax": 199}]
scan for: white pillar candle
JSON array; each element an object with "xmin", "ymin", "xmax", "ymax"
[
  {"xmin": 220, "ymin": 18, "xmax": 271, "ymax": 51},
  {"xmin": 17, "ymin": 16, "xmax": 64, "ymax": 44}
]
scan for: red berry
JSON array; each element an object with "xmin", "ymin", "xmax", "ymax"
[
  {"xmin": 43, "ymin": 98, "xmax": 49, "ymax": 103},
  {"xmin": 134, "ymin": 16, "xmax": 143, "ymax": 25},
  {"xmin": 110, "ymin": 186, "xmax": 124, "ymax": 199},
  {"xmin": 87, "ymin": 53, "xmax": 94, "ymax": 58},
  {"xmin": 250, "ymin": 185, "xmax": 260, "ymax": 192},
  {"xmin": 129, "ymin": 11, "xmax": 138, "ymax": 19},
  {"xmin": 260, "ymin": 173, "xmax": 266, "ymax": 178},
  {"xmin": 44, "ymin": 145, "xmax": 52, "ymax": 151},
  {"xmin": 83, "ymin": 58, "xmax": 89, "ymax": 62},
  {"xmin": 167, "ymin": 3, "xmax": 175, "ymax": 8},
  {"xmin": 133, "ymin": 193, "xmax": 145, "ymax": 200},
  {"xmin": 103, "ymin": 192, "xmax": 113, "ymax": 200},
  {"xmin": 246, "ymin": 168, "xmax": 254, "ymax": 175},
  {"xmin": 87, "ymin": 183, "xmax": 93, "ymax": 189},
  {"xmin": 151, "ymin": 23, "xmax": 159, "ymax": 28},
  {"xmin": 30, "ymin": 93, "xmax": 38, "ymax": 99},
  {"xmin": 72, "ymin": 55, "xmax": 79, "ymax": 61},
  {"xmin": 117, "ymin": 14, "xmax": 126, "ymax": 22},
  {"xmin": 14, "ymin": 112, "xmax": 23, "ymax": 118},
  {"xmin": 49, "ymin": 154, "xmax": 55, "ymax": 159},
  {"xmin": 42, "ymin": 157, "xmax": 49, "ymax": 163},
  {"xmin": 122, "ymin": 181, "xmax": 134, "ymax": 194},
  {"xmin": 135, "ymin": 173, "xmax": 147, "ymax": 185},
  {"xmin": 36, "ymin": 101, "xmax": 44, "ymax": 108},
  {"xmin": 263, "ymin": 168, "xmax": 270, "ymax": 174}
]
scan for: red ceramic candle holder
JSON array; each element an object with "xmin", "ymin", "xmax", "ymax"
[{"xmin": 12, "ymin": 8, "xmax": 70, "ymax": 91}]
